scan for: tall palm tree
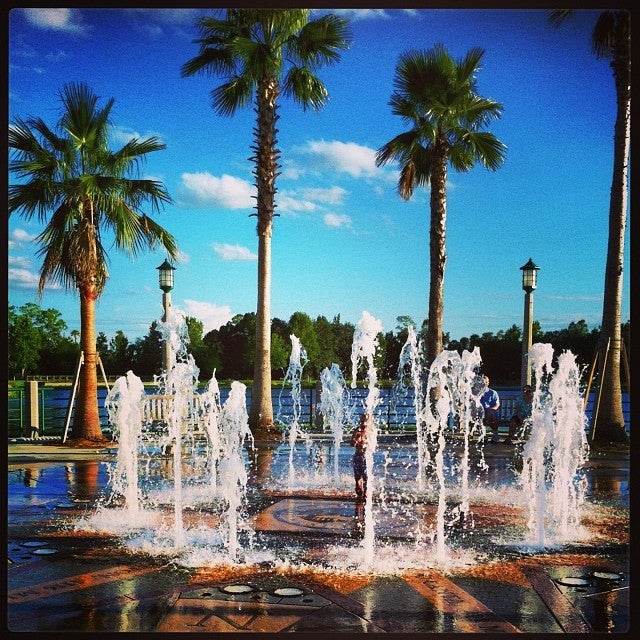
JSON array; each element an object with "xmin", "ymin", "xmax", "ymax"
[
  {"xmin": 9, "ymin": 81, "xmax": 178, "ymax": 444},
  {"xmin": 376, "ymin": 44, "xmax": 506, "ymax": 364},
  {"xmin": 549, "ymin": 11, "xmax": 630, "ymax": 445},
  {"xmin": 181, "ymin": 9, "xmax": 350, "ymax": 439}
]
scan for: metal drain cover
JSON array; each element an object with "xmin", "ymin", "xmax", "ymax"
[
  {"xmin": 220, "ymin": 584, "xmax": 254, "ymax": 594},
  {"xmin": 273, "ymin": 587, "xmax": 304, "ymax": 597},
  {"xmin": 593, "ymin": 571, "xmax": 622, "ymax": 581},
  {"xmin": 556, "ymin": 576, "xmax": 590, "ymax": 586}
]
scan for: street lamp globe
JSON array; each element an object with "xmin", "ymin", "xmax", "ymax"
[
  {"xmin": 157, "ymin": 259, "xmax": 175, "ymax": 293},
  {"xmin": 520, "ymin": 258, "xmax": 540, "ymax": 293}
]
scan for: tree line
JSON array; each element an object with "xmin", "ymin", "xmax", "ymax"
[{"xmin": 8, "ymin": 302, "xmax": 630, "ymax": 388}]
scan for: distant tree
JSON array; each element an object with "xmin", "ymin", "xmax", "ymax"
[
  {"xmin": 131, "ymin": 322, "xmax": 164, "ymax": 378},
  {"xmin": 96, "ymin": 332, "xmax": 109, "ymax": 355},
  {"xmin": 288, "ymin": 311, "xmax": 319, "ymax": 377},
  {"xmin": 270, "ymin": 332, "xmax": 290, "ymax": 380},
  {"xmin": 313, "ymin": 315, "xmax": 337, "ymax": 373},
  {"xmin": 550, "ymin": 10, "xmax": 629, "ymax": 445},
  {"xmin": 215, "ymin": 313, "xmax": 256, "ymax": 379},
  {"xmin": 182, "ymin": 9, "xmax": 350, "ymax": 438},
  {"xmin": 8, "ymin": 308, "xmax": 41, "ymax": 378},
  {"xmin": 185, "ymin": 316, "xmax": 204, "ymax": 349},
  {"xmin": 9, "ymin": 82, "xmax": 177, "ymax": 443},
  {"xmin": 331, "ymin": 315, "xmax": 356, "ymax": 378},
  {"xmin": 376, "ymin": 45, "xmax": 506, "ymax": 365},
  {"xmin": 201, "ymin": 330, "xmax": 224, "ymax": 379},
  {"xmin": 8, "ymin": 303, "xmax": 73, "ymax": 378},
  {"xmin": 108, "ymin": 330, "xmax": 133, "ymax": 376},
  {"xmin": 381, "ymin": 330, "xmax": 403, "ymax": 380},
  {"xmin": 538, "ymin": 320, "xmax": 599, "ymax": 373}
]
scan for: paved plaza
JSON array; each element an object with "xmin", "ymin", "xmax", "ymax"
[{"xmin": 6, "ymin": 439, "xmax": 631, "ymax": 634}]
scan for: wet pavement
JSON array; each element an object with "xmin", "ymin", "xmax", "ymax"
[{"xmin": 6, "ymin": 438, "xmax": 631, "ymax": 634}]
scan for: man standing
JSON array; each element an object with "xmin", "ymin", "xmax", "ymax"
[{"xmin": 480, "ymin": 375, "xmax": 501, "ymax": 443}]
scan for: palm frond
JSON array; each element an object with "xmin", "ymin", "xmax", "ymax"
[
  {"xmin": 282, "ymin": 66, "xmax": 328, "ymax": 111},
  {"xmin": 290, "ymin": 14, "xmax": 351, "ymax": 68},
  {"xmin": 9, "ymin": 80, "xmax": 177, "ymax": 302}
]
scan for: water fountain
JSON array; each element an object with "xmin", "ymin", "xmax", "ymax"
[
  {"xmin": 278, "ymin": 334, "xmax": 308, "ymax": 489},
  {"xmin": 519, "ymin": 343, "xmax": 589, "ymax": 547},
  {"xmin": 318, "ymin": 363, "xmax": 350, "ymax": 486},
  {"xmin": 86, "ymin": 308, "xmax": 595, "ymax": 575},
  {"xmin": 350, "ymin": 310, "xmax": 383, "ymax": 568},
  {"xmin": 94, "ymin": 311, "xmax": 254, "ymax": 563}
]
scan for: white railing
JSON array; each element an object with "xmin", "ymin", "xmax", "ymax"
[{"xmin": 142, "ymin": 394, "xmax": 205, "ymax": 431}]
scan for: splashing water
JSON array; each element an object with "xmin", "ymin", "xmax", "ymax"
[
  {"xmin": 104, "ymin": 371, "xmax": 146, "ymax": 516},
  {"xmin": 199, "ymin": 374, "xmax": 223, "ymax": 490},
  {"xmin": 95, "ymin": 312, "xmax": 255, "ymax": 562},
  {"xmin": 396, "ymin": 330, "xmax": 487, "ymax": 563},
  {"xmin": 154, "ymin": 309, "xmax": 200, "ymax": 547},
  {"xmin": 396, "ymin": 326, "xmax": 429, "ymax": 490},
  {"xmin": 279, "ymin": 334, "xmax": 308, "ymax": 488},
  {"xmin": 87, "ymin": 306, "xmax": 596, "ymax": 574},
  {"xmin": 217, "ymin": 380, "xmax": 253, "ymax": 561},
  {"xmin": 350, "ymin": 311, "xmax": 383, "ymax": 568},
  {"xmin": 519, "ymin": 344, "xmax": 589, "ymax": 547},
  {"xmin": 319, "ymin": 363, "xmax": 351, "ymax": 485}
]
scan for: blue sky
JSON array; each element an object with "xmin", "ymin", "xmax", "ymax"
[{"xmin": 8, "ymin": 7, "xmax": 630, "ymax": 343}]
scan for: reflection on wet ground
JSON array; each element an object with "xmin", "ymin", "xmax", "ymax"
[{"xmin": 7, "ymin": 440, "xmax": 630, "ymax": 633}]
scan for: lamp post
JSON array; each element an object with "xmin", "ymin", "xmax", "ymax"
[
  {"xmin": 520, "ymin": 258, "xmax": 540, "ymax": 388},
  {"xmin": 157, "ymin": 259, "xmax": 175, "ymax": 371}
]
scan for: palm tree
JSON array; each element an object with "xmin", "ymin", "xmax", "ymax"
[
  {"xmin": 376, "ymin": 44, "xmax": 506, "ymax": 364},
  {"xmin": 549, "ymin": 11, "xmax": 630, "ymax": 445},
  {"xmin": 9, "ymin": 82, "xmax": 178, "ymax": 444},
  {"xmin": 181, "ymin": 9, "xmax": 350, "ymax": 439}
]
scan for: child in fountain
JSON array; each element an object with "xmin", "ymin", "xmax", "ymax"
[{"xmin": 350, "ymin": 413, "xmax": 370, "ymax": 502}]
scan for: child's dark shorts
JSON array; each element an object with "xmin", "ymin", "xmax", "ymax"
[{"xmin": 353, "ymin": 451, "xmax": 367, "ymax": 479}]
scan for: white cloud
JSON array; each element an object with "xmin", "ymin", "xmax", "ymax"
[
  {"xmin": 9, "ymin": 255, "xmax": 31, "ymax": 268},
  {"xmin": 213, "ymin": 243, "xmax": 257, "ymax": 261},
  {"xmin": 175, "ymin": 250, "xmax": 190, "ymax": 265},
  {"xmin": 8, "ymin": 268, "xmax": 40, "ymax": 289},
  {"xmin": 109, "ymin": 124, "xmax": 165, "ymax": 147},
  {"xmin": 302, "ymin": 140, "xmax": 382, "ymax": 178},
  {"xmin": 45, "ymin": 49, "xmax": 70, "ymax": 63},
  {"xmin": 183, "ymin": 299, "xmax": 233, "ymax": 334},
  {"xmin": 302, "ymin": 186, "xmax": 347, "ymax": 205},
  {"xmin": 11, "ymin": 228, "xmax": 37, "ymax": 244},
  {"xmin": 181, "ymin": 172, "xmax": 255, "ymax": 209},
  {"xmin": 281, "ymin": 165, "xmax": 302, "ymax": 180},
  {"xmin": 321, "ymin": 9, "xmax": 390, "ymax": 20},
  {"xmin": 276, "ymin": 193, "xmax": 318, "ymax": 214},
  {"xmin": 323, "ymin": 213, "xmax": 352, "ymax": 228},
  {"xmin": 22, "ymin": 8, "xmax": 88, "ymax": 34}
]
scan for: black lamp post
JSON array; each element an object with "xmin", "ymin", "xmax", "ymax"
[
  {"xmin": 520, "ymin": 258, "xmax": 540, "ymax": 388},
  {"xmin": 157, "ymin": 259, "xmax": 175, "ymax": 371}
]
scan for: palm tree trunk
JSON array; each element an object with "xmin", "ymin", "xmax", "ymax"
[
  {"xmin": 71, "ymin": 284, "xmax": 104, "ymax": 442},
  {"xmin": 592, "ymin": 41, "xmax": 630, "ymax": 444},
  {"xmin": 426, "ymin": 149, "xmax": 448, "ymax": 364},
  {"xmin": 250, "ymin": 229, "xmax": 277, "ymax": 438},
  {"xmin": 248, "ymin": 75, "xmax": 280, "ymax": 439}
]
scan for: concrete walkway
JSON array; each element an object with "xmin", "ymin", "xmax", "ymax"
[{"xmin": 7, "ymin": 439, "xmax": 631, "ymax": 633}]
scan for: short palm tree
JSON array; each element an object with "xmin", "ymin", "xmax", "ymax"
[
  {"xmin": 181, "ymin": 9, "xmax": 350, "ymax": 439},
  {"xmin": 376, "ymin": 44, "xmax": 506, "ymax": 364},
  {"xmin": 9, "ymin": 81, "xmax": 178, "ymax": 443},
  {"xmin": 549, "ymin": 11, "xmax": 630, "ymax": 445}
]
